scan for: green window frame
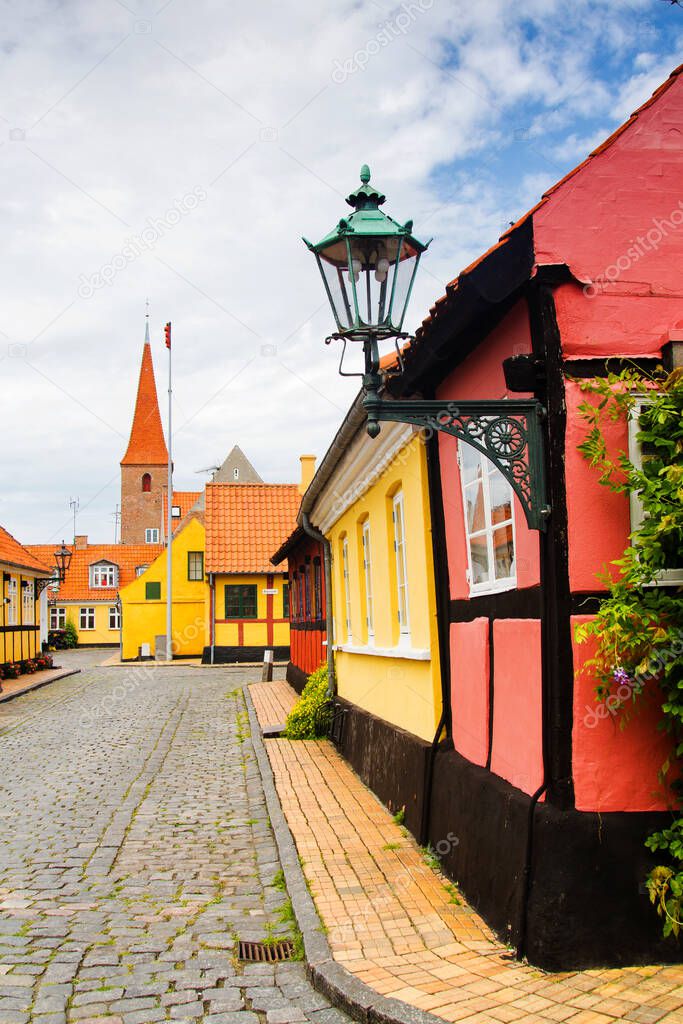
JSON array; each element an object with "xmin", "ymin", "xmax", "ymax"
[
  {"xmin": 187, "ymin": 551, "xmax": 204, "ymax": 581},
  {"xmin": 224, "ymin": 584, "xmax": 257, "ymax": 619},
  {"xmin": 145, "ymin": 581, "xmax": 161, "ymax": 600},
  {"xmin": 282, "ymin": 581, "xmax": 290, "ymax": 619}
]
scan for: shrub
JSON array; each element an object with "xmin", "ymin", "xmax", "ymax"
[
  {"xmin": 63, "ymin": 618, "xmax": 79, "ymax": 648},
  {"xmin": 3, "ymin": 663, "xmax": 19, "ymax": 680},
  {"xmin": 283, "ymin": 664, "xmax": 330, "ymax": 739},
  {"xmin": 22, "ymin": 660, "xmax": 37, "ymax": 674}
]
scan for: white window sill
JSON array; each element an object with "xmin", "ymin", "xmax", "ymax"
[
  {"xmin": 468, "ymin": 578, "xmax": 517, "ymax": 598},
  {"xmin": 333, "ymin": 643, "xmax": 430, "ymax": 661}
]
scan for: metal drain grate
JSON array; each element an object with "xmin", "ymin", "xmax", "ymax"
[{"xmin": 237, "ymin": 939, "xmax": 294, "ymax": 963}]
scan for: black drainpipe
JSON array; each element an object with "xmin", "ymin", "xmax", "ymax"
[
  {"xmin": 419, "ymin": 427, "xmax": 452, "ymax": 847},
  {"xmin": 517, "ymin": 274, "xmax": 573, "ymax": 959}
]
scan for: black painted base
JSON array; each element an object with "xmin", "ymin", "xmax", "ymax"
[
  {"xmin": 286, "ymin": 662, "xmax": 308, "ymax": 695},
  {"xmin": 201, "ymin": 645, "xmax": 290, "ymax": 665},
  {"xmin": 336, "ymin": 698, "xmax": 682, "ymax": 969}
]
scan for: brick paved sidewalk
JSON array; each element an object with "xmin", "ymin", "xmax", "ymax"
[
  {"xmin": 250, "ymin": 682, "xmax": 297, "ymax": 729},
  {"xmin": 252, "ymin": 684, "xmax": 683, "ymax": 1024}
]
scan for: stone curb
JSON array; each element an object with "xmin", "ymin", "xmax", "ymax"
[
  {"xmin": 244, "ymin": 687, "xmax": 445, "ymax": 1024},
  {"xmin": 0, "ymin": 668, "xmax": 80, "ymax": 703}
]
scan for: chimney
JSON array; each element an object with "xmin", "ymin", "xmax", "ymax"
[
  {"xmin": 74, "ymin": 534, "xmax": 88, "ymax": 550},
  {"xmin": 299, "ymin": 455, "xmax": 316, "ymax": 495}
]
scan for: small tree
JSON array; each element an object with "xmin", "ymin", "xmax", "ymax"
[{"xmin": 63, "ymin": 617, "xmax": 79, "ymax": 649}]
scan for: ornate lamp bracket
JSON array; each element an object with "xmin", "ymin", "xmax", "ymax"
[
  {"xmin": 35, "ymin": 577, "xmax": 58, "ymax": 598},
  {"xmin": 362, "ymin": 363, "xmax": 550, "ymax": 532}
]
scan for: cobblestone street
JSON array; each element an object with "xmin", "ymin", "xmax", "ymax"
[{"xmin": 0, "ymin": 653, "xmax": 350, "ymax": 1024}]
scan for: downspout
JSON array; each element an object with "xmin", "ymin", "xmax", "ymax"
[
  {"xmin": 209, "ymin": 573, "xmax": 215, "ymax": 665},
  {"xmin": 419, "ymin": 429, "xmax": 452, "ymax": 846},
  {"xmin": 301, "ymin": 512, "xmax": 336, "ymax": 697}
]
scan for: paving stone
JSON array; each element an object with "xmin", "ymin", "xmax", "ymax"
[{"xmin": 0, "ymin": 659, "xmax": 350, "ymax": 1024}]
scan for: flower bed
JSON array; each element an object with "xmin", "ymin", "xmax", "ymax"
[{"xmin": 0, "ymin": 653, "xmax": 53, "ymax": 683}]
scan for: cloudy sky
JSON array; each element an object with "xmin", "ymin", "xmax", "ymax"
[{"xmin": 2, "ymin": 0, "xmax": 681, "ymax": 543}]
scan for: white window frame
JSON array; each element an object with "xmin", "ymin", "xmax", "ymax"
[
  {"xmin": 341, "ymin": 536, "xmax": 352, "ymax": 642},
  {"xmin": 459, "ymin": 444, "xmax": 517, "ymax": 597},
  {"xmin": 6, "ymin": 577, "xmax": 17, "ymax": 626},
  {"xmin": 49, "ymin": 606, "xmax": 66, "ymax": 630},
  {"xmin": 628, "ymin": 397, "xmax": 683, "ymax": 586},
  {"xmin": 79, "ymin": 607, "xmax": 95, "ymax": 631},
  {"xmin": 145, "ymin": 528, "xmax": 160, "ymax": 544},
  {"xmin": 392, "ymin": 491, "xmax": 411, "ymax": 637},
  {"xmin": 22, "ymin": 580, "xmax": 34, "ymax": 625},
  {"xmin": 361, "ymin": 519, "xmax": 374, "ymax": 641},
  {"xmin": 108, "ymin": 605, "xmax": 120, "ymax": 630},
  {"xmin": 90, "ymin": 562, "xmax": 118, "ymax": 588},
  {"xmin": 135, "ymin": 565, "xmax": 148, "ymax": 577}
]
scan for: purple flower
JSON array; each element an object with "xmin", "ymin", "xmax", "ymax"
[{"xmin": 612, "ymin": 666, "xmax": 632, "ymax": 686}]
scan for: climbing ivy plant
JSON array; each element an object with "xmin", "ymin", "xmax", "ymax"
[{"xmin": 574, "ymin": 366, "xmax": 683, "ymax": 938}]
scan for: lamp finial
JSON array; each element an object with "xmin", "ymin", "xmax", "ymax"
[{"xmin": 360, "ymin": 164, "xmax": 371, "ymax": 184}]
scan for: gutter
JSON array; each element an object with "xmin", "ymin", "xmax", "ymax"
[{"xmin": 209, "ymin": 573, "xmax": 215, "ymax": 664}]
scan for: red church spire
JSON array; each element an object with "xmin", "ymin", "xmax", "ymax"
[{"xmin": 120, "ymin": 318, "xmax": 169, "ymax": 467}]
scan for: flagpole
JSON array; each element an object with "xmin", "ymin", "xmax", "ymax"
[{"xmin": 166, "ymin": 321, "xmax": 173, "ymax": 661}]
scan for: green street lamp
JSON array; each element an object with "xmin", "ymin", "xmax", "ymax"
[
  {"xmin": 304, "ymin": 164, "xmax": 430, "ymax": 344},
  {"xmin": 305, "ymin": 165, "xmax": 551, "ymax": 531}
]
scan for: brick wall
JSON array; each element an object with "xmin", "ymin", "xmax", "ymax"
[{"xmin": 120, "ymin": 464, "xmax": 166, "ymax": 545}]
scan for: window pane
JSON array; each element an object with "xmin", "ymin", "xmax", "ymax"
[
  {"xmin": 465, "ymin": 477, "xmax": 485, "ymax": 534},
  {"xmin": 460, "ymin": 444, "xmax": 481, "ymax": 485},
  {"xmin": 242, "ymin": 586, "xmax": 257, "ymax": 618},
  {"xmin": 469, "ymin": 536, "xmax": 491, "ymax": 585},
  {"xmin": 493, "ymin": 525, "xmax": 515, "ymax": 580},
  {"xmin": 490, "ymin": 469, "xmax": 513, "ymax": 525}
]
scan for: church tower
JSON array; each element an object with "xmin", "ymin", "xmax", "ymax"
[{"xmin": 120, "ymin": 318, "xmax": 169, "ymax": 545}]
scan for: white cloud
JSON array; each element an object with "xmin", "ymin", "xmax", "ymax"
[{"xmin": 0, "ymin": 0, "xmax": 679, "ymax": 540}]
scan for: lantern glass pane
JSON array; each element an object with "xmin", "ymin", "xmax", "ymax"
[
  {"xmin": 347, "ymin": 235, "xmax": 403, "ymax": 331},
  {"xmin": 318, "ymin": 252, "xmax": 355, "ymax": 330},
  {"xmin": 388, "ymin": 240, "xmax": 420, "ymax": 331}
]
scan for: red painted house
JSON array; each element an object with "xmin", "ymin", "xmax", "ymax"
[
  {"xmin": 390, "ymin": 65, "xmax": 683, "ymax": 968},
  {"xmin": 271, "ymin": 527, "xmax": 327, "ymax": 693}
]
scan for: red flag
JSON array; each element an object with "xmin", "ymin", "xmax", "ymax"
[{"xmin": 164, "ymin": 322, "xmax": 172, "ymax": 349}]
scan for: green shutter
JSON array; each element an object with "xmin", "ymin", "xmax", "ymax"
[{"xmin": 145, "ymin": 581, "xmax": 161, "ymax": 600}]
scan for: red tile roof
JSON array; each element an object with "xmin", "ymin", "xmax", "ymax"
[
  {"xmin": 120, "ymin": 342, "xmax": 169, "ymax": 466},
  {"xmin": 162, "ymin": 491, "xmax": 202, "ymax": 533},
  {"xmin": 412, "ymin": 64, "xmax": 683, "ymax": 347},
  {"xmin": 205, "ymin": 483, "xmax": 300, "ymax": 574},
  {"xmin": 26, "ymin": 543, "xmax": 163, "ymax": 602},
  {"xmin": 0, "ymin": 527, "xmax": 51, "ymax": 575}
]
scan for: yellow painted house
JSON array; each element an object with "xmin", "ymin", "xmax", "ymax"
[
  {"xmin": 204, "ymin": 482, "xmax": 299, "ymax": 663},
  {"xmin": 119, "ymin": 515, "xmax": 207, "ymax": 660},
  {"xmin": 28, "ymin": 537, "xmax": 163, "ymax": 648},
  {"xmin": 119, "ymin": 483, "xmax": 300, "ymax": 663},
  {"xmin": 1, "ymin": 526, "xmax": 52, "ymax": 665},
  {"xmin": 297, "ymin": 393, "xmax": 443, "ymax": 834}
]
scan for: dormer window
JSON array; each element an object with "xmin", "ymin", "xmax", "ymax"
[{"xmin": 90, "ymin": 561, "xmax": 119, "ymax": 588}]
